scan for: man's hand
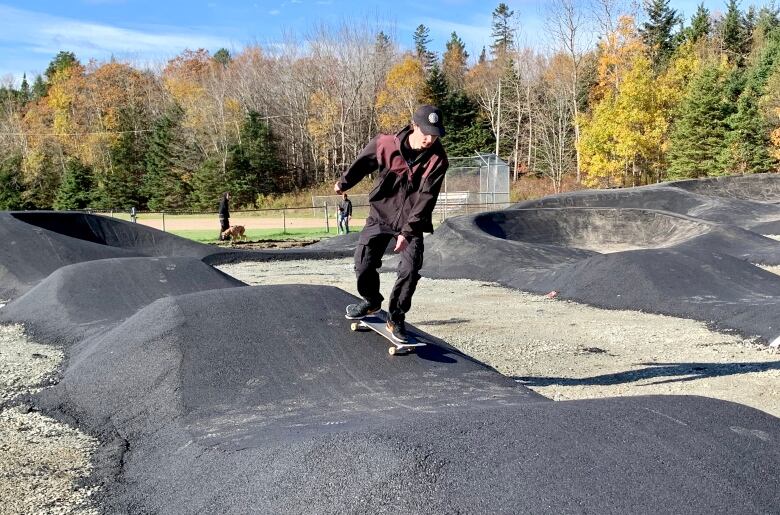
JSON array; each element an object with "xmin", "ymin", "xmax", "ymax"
[
  {"xmin": 334, "ymin": 182, "xmax": 342, "ymax": 194},
  {"xmin": 394, "ymin": 234, "xmax": 408, "ymax": 253}
]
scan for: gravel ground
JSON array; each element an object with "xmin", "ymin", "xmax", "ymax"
[
  {"xmin": 1, "ymin": 256, "xmax": 778, "ymax": 513},
  {"xmin": 0, "ymin": 324, "xmax": 98, "ymax": 515}
]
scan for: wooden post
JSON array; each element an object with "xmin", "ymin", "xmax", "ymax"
[
  {"xmin": 162, "ymin": 211, "xmax": 166, "ymax": 232},
  {"xmin": 283, "ymin": 208, "xmax": 287, "ymax": 234},
  {"xmin": 324, "ymin": 204, "xmax": 330, "ymax": 233}
]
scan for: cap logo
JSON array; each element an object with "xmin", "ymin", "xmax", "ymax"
[{"xmin": 428, "ymin": 113, "xmax": 439, "ymax": 124}]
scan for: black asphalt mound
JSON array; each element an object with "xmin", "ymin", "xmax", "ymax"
[
  {"xmin": 33, "ymin": 285, "xmax": 780, "ymax": 513},
  {"xmin": 0, "ymin": 257, "xmax": 244, "ymax": 345},
  {"xmin": 424, "ymin": 208, "xmax": 780, "ymax": 343},
  {"xmin": 0, "ymin": 211, "xmax": 353, "ymax": 298},
  {"xmin": 514, "ymin": 182, "xmax": 780, "ymax": 231},
  {"xmin": 668, "ymin": 173, "xmax": 780, "ymax": 203}
]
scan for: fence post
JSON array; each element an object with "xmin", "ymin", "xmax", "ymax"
[
  {"xmin": 324, "ymin": 204, "xmax": 330, "ymax": 233},
  {"xmin": 283, "ymin": 208, "xmax": 287, "ymax": 234},
  {"xmin": 162, "ymin": 211, "xmax": 166, "ymax": 232}
]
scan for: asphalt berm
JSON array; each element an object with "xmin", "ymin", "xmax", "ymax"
[{"xmin": 0, "ymin": 174, "xmax": 779, "ymax": 512}]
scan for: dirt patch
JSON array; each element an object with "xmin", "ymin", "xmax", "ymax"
[
  {"xmin": 218, "ymin": 258, "xmax": 780, "ymax": 418},
  {"xmin": 212, "ymin": 239, "xmax": 319, "ymax": 250}
]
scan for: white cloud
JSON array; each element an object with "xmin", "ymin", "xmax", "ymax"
[
  {"xmin": 0, "ymin": 4, "xmax": 233, "ymax": 60},
  {"xmin": 269, "ymin": 9, "xmax": 281, "ymax": 15}
]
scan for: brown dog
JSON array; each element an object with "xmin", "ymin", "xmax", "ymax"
[{"xmin": 221, "ymin": 225, "xmax": 246, "ymax": 243}]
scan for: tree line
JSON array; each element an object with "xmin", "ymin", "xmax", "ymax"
[{"xmin": 1, "ymin": 0, "xmax": 779, "ymax": 211}]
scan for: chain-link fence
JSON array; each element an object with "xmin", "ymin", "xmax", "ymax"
[{"xmin": 96, "ymin": 154, "xmax": 511, "ymax": 237}]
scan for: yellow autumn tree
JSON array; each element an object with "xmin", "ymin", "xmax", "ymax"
[
  {"xmin": 307, "ymin": 89, "xmax": 340, "ymax": 171},
  {"xmin": 579, "ymin": 16, "xmax": 669, "ymax": 187},
  {"xmin": 375, "ymin": 54, "xmax": 429, "ymax": 132}
]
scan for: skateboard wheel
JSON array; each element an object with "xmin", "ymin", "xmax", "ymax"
[
  {"xmin": 388, "ymin": 347, "xmax": 397, "ymax": 355},
  {"xmin": 350, "ymin": 322, "xmax": 358, "ymax": 331}
]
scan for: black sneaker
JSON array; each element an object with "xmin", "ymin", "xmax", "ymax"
[
  {"xmin": 345, "ymin": 301, "xmax": 381, "ymax": 319},
  {"xmin": 386, "ymin": 318, "xmax": 408, "ymax": 343}
]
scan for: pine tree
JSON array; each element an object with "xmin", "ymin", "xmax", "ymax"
[
  {"xmin": 45, "ymin": 51, "xmax": 79, "ymax": 81},
  {"xmin": 413, "ymin": 24, "xmax": 437, "ymax": 71},
  {"xmin": 19, "ymin": 74, "xmax": 30, "ymax": 103},
  {"xmin": 640, "ymin": 0, "xmax": 680, "ymax": 67},
  {"xmin": 213, "ymin": 48, "xmax": 232, "ymax": 67},
  {"xmin": 0, "ymin": 154, "xmax": 25, "ymax": 210},
  {"xmin": 668, "ymin": 65, "xmax": 728, "ymax": 178},
  {"xmin": 491, "ymin": 3, "xmax": 515, "ymax": 59},
  {"xmin": 722, "ymin": 31, "xmax": 780, "ymax": 174},
  {"xmin": 143, "ymin": 111, "xmax": 191, "ymax": 210},
  {"xmin": 227, "ymin": 111, "xmax": 283, "ymax": 207},
  {"xmin": 688, "ymin": 3, "xmax": 711, "ymax": 43},
  {"xmin": 723, "ymin": 0, "xmax": 748, "ymax": 63},
  {"xmin": 425, "ymin": 63, "xmax": 448, "ymax": 107},
  {"xmin": 443, "ymin": 31, "xmax": 469, "ymax": 91},
  {"xmin": 478, "ymin": 47, "xmax": 487, "ymax": 64},
  {"xmin": 190, "ymin": 157, "xmax": 226, "ymax": 211},
  {"xmin": 54, "ymin": 159, "xmax": 93, "ymax": 210},
  {"xmin": 31, "ymin": 74, "xmax": 47, "ymax": 99}
]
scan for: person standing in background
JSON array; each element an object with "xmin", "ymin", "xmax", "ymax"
[
  {"xmin": 337, "ymin": 193, "xmax": 353, "ymax": 234},
  {"xmin": 218, "ymin": 192, "xmax": 230, "ymax": 241}
]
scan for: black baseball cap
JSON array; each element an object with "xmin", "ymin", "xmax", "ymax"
[{"xmin": 413, "ymin": 105, "xmax": 445, "ymax": 137}]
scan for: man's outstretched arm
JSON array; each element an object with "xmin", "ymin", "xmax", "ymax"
[{"xmin": 334, "ymin": 136, "xmax": 380, "ymax": 194}]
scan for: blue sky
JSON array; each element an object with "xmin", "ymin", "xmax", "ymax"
[{"xmin": 0, "ymin": 0, "xmax": 775, "ymax": 86}]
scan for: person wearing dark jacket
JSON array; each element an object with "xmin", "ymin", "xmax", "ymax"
[
  {"xmin": 336, "ymin": 105, "xmax": 449, "ymax": 343},
  {"xmin": 218, "ymin": 192, "xmax": 230, "ymax": 241},
  {"xmin": 337, "ymin": 193, "xmax": 353, "ymax": 234}
]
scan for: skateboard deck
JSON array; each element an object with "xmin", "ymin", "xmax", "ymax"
[{"xmin": 346, "ymin": 308, "xmax": 426, "ymax": 355}]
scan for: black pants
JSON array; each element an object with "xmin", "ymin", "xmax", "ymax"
[
  {"xmin": 354, "ymin": 226, "xmax": 423, "ymax": 322},
  {"xmin": 219, "ymin": 217, "xmax": 229, "ymax": 239}
]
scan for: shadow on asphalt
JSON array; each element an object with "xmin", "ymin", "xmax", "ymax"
[{"xmin": 513, "ymin": 360, "xmax": 780, "ymax": 386}]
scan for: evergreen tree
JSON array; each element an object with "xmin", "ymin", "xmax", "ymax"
[
  {"xmin": 479, "ymin": 47, "xmax": 488, "ymax": 64},
  {"xmin": 668, "ymin": 65, "xmax": 728, "ymax": 178},
  {"xmin": 376, "ymin": 31, "xmax": 392, "ymax": 53},
  {"xmin": 143, "ymin": 110, "xmax": 191, "ymax": 210},
  {"xmin": 214, "ymin": 48, "xmax": 232, "ymax": 67},
  {"xmin": 0, "ymin": 154, "xmax": 25, "ymax": 210},
  {"xmin": 227, "ymin": 111, "xmax": 283, "ymax": 207},
  {"xmin": 441, "ymin": 92, "xmax": 493, "ymax": 156},
  {"xmin": 31, "ymin": 74, "xmax": 47, "ymax": 99},
  {"xmin": 54, "ymin": 159, "xmax": 93, "ymax": 210},
  {"xmin": 19, "ymin": 74, "xmax": 30, "ymax": 103},
  {"xmin": 640, "ymin": 0, "xmax": 680, "ymax": 67},
  {"xmin": 722, "ymin": 31, "xmax": 780, "ymax": 174},
  {"xmin": 443, "ymin": 31, "xmax": 469, "ymax": 90},
  {"xmin": 94, "ymin": 108, "xmax": 149, "ymax": 209},
  {"xmin": 190, "ymin": 157, "xmax": 226, "ymax": 211},
  {"xmin": 425, "ymin": 63, "xmax": 449, "ymax": 107},
  {"xmin": 413, "ymin": 24, "xmax": 437, "ymax": 70},
  {"xmin": 687, "ymin": 3, "xmax": 711, "ymax": 43},
  {"xmin": 491, "ymin": 3, "xmax": 515, "ymax": 59},
  {"xmin": 723, "ymin": 0, "xmax": 748, "ymax": 63},
  {"xmin": 45, "ymin": 51, "xmax": 79, "ymax": 81}
]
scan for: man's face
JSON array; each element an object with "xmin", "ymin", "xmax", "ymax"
[{"xmin": 410, "ymin": 123, "xmax": 438, "ymax": 150}]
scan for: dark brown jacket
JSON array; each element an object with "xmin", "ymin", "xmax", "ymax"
[{"xmin": 336, "ymin": 126, "xmax": 448, "ymax": 238}]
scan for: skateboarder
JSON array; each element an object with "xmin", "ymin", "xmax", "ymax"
[{"xmin": 336, "ymin": 105, "xmax": 449, "ymax": 342}]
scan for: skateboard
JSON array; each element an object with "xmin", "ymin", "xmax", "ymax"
[{"xmin": 346, "ymin": 307, "xmax": 426, "ymax": 355}]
